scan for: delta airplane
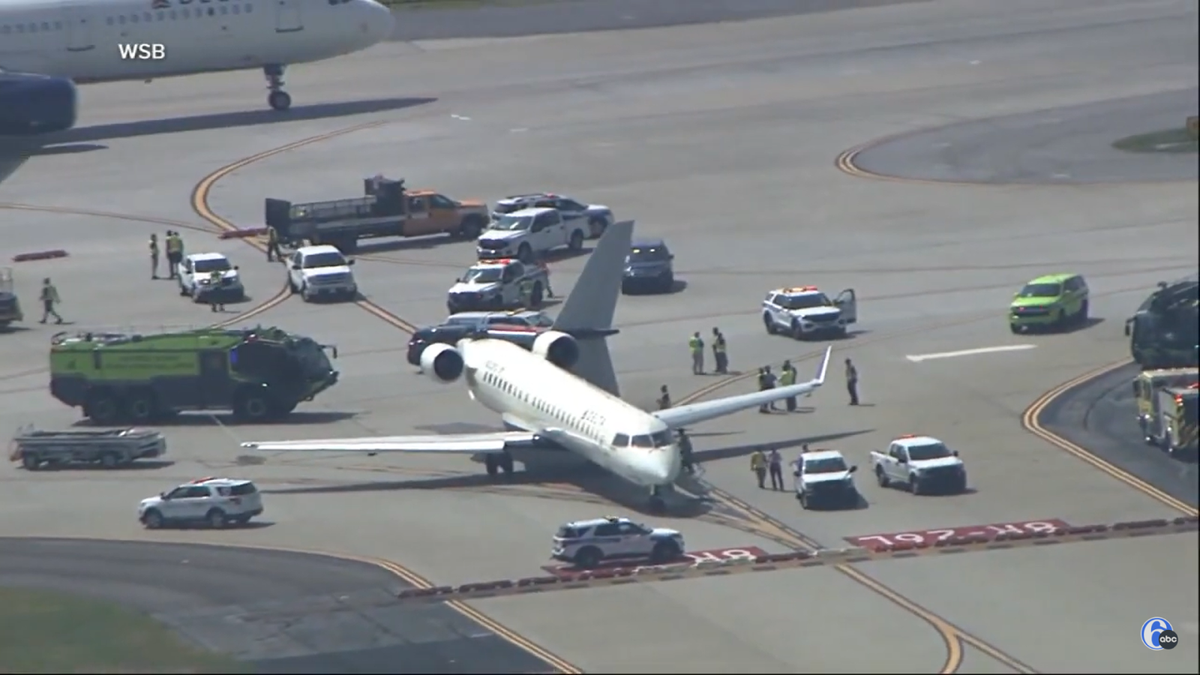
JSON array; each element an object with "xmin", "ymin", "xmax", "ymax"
[
  {"xmin": 243, "ymin": 221, "xmax": 832, "ymax": 512},
  {"xmin": 0, "ymin": 0, "xmax": 395, "ymax": 135}
]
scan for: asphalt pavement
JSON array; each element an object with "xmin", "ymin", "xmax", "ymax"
[
  {"xmin": 0, "ymin": 539, "xmax": 554, "ymax": 674},
  {"xmin": 1038, "ymin": 363, "xmax": 1199, "ymax": 508},
  {"xmin": 388, "ymin": 0, "xmax": 930, "ymax": 40}
]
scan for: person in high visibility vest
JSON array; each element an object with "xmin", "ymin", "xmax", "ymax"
[
  {"xmin": 165, "ymin": 231, "xmax": 183, "ymax": 279},
  {"xmin": 711, "ymin": 327, "xmax": 728, "ymax": 374},
  {"xmin": 148, "ymin": 233, "xmax": 160, "ymax": 279},
  {"xmin": 779, "ymin": 360, "xmax": 798, "ymax": 412},
  {"xmin": 688, "ymin": 331, "xmax": 705, "ymax": 374},
  {"xmin": 208, "ymin": 269, "xmax": 225, "ymax": 312},
  {"xmin": 266, "ymin": 226, "xmax": 282, "ymax": 262},
  {"xmin": 750, "ymin": 449, "xmax": 767, "ymax": 489}
]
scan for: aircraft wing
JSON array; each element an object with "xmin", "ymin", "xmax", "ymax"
[
  {"xmin": 654, "ymin": 347, "xmax": 832, "ymax": 429},
  {"xmin": 241, "ymin": 431, "xmax": 534, "ymax": 454}
]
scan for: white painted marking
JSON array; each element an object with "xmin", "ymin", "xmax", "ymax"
[
  {"xmin": 969, "ymin": 60, "xmax": 981, "ymax": 65},
  {"xmin": 450, "ymin": 114, "xmax": 471, "ymax": 121},
  {"xmin": 905, "ymin": 344, "xmax": 1036, "ymax": 363},
  {"xmin": 509, "ymin": 127, "xmax": 528, "ymax": 134}
]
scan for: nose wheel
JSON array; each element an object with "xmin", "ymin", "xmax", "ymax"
[
  {"xmin": 648, "ymin": 485, "xmax": 670, "ymax": 513},
  {"xmin": 263, "ymin": 64, "xmax": 292, "ymax": 111}
]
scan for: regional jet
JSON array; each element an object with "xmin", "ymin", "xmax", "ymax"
[
  {"xmin": 0, "ymin": 0, "xmax": 395, "ymax": 135},
  {"xmin": 243, "ymin": 221, "xmax": 832, "ymax": 511}
]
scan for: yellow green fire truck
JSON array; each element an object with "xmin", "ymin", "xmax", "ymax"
[{"xmin": 50, "ymin": 326, "xmax": 339, "ymax": 425}]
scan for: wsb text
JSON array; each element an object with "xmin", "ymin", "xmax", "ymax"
[{"xmin": 118, "ymin": 44, "xmax": 167, "ymax": 60}]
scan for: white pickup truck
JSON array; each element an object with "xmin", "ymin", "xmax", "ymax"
[
  {"xmin": 792, "ymin": 449, "xmax": 859, "ymax": 510},
  {"xmin": 476, "ymin": 207, "xmax": 589, "ymax": 263},
  {"xmin": 870, "ymin": 435, "xmax": 968, "ymax": 495}
]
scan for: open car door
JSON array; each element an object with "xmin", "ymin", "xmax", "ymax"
[{"xmin": 834, "ymin": 289, "xmax": 857, "ymax": 324}]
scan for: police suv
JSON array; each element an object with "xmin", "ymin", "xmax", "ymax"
[
  {"xmin": 552, "ymin": 516, "xmax": 685, "ymax": 568},
  {"xmin": 492, "ymin": 192, "xmax": 615, "ymax": 239},
  {"xmin": 762, "ymin": 286, "xmax": 857, "ymax": 339},
  {"xmin": 138, "ymin": 477, "xmax": 264, "ymax": 529},
  {"xmin": 177, "ymin": 252, "xmax": 244, "ymax": 303},
  {"xmin": 793, "ymin": 450, "xmax": 859, "ymax": 510},
  {"xmin": 446, "ymin": 258, "xmax": 550, "ymax": 313}
]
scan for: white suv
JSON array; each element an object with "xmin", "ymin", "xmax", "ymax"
[
  {"xmin": 551, "ymin": 516, "xmax": 685, "ymax": 568},
  {"xmin": 138, "ymin": 477, "xmax": 264, "ymax": 529},
  {"xmin": 287, "ymin": 245, "xmax": 358, "ymax": 302},
  {"xmin": 762, "ymin": 286, "xmax": 857, "ymax": 339}
]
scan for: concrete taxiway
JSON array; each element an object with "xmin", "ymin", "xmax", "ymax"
[{"xmin": 2, "ymin": 0, "xmax": 1198, "ymax": 671}]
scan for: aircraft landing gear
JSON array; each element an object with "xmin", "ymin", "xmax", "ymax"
[
  {"xmin": 648, "ymin": 485, "xmax": 670, "ymax": 513},
  {"xmin": 263, "ymin": 64, "xmax": 292, "ymax": 111},
  {"xmin": 485, "ymin": 452, "xmax": 515, "ymax": 479}
]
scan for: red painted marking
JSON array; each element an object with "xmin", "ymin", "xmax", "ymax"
[
  {"xmin": 844, "ymin": 519, "xmax": 1071, "ymax": 552},
  {"xmin": 543, "ymin": 546, "xmax": 769, "ymax": 579}
]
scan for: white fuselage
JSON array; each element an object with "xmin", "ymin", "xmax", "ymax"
[
  {"xmin": 459, "ymin": 339, "xmax": 682, "ymax": 488},
  {"xmin": 0, "ymin": 0, "xmax": 391, "ymax": 82}
]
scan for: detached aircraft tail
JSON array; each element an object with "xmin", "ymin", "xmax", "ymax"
[{"xmin": 550, "ymin": 219, "xmax": 634, "ymax": 396}]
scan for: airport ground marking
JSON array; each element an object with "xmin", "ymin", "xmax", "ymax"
[
  {"xmin": 905, "ymin": 344, "xmax": 1036, "ymax": 363},
  {"xmin": 542, "ymin": 546, "xmax": 769, "ymax": 580},
  {"xmin": 1023, "ymin": 360, "xmax": 1198, "ymax": 517},
  {"xmin": 845, "ymin": 519, "xmax": 1071, "ymax": 553},
  {"xmin": 189, "ymin": 123, "xmax": 578, "ymax": 675}
]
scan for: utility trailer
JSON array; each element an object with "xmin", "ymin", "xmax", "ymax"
[
  {"xmin": 264, "ymin": 176, "xmax": 491, "ymax": 254},
  {"xmin": 10, "ymin": 426, "xmax": 167, "ymax": 471}
]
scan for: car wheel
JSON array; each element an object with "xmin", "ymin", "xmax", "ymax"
[
  {"xmin": 233, "ymin": 389, "xmax": 273, "ymax": 423},
  {"xmin": 1077, "ymin": 299, "xmax": 1089, "ymax": 325},
  {"xmin": 206, "ymin": 509, "xmax": 227, "ymax": 529},
  {"xmin": 791, "ymin": 321, "xmax": 805, "ymax": 340},
  {"xmin": 178, "ymin": 283, "xmax": 189, "ymax": 297},
  {"xmin": 143, "ymin": 509, "xmax": 164, "ymax": 529},
  {"xmin": 650, "ymin": 540, "xmax": 680, "ymax": 564},
  {"xmin": 574, "ymin": 546, "xmax": 602, "ymax": 569},
  {"xmin": 799, "ymin": 491, "xmax": 810, "ymax": 510},
  {"xmin": 530, "ymin": 284, "xmax": 544, "ymax": 307},
  {"xmin": 875, "ymin": 466, "xmax": 890, "ymax": 488},
  {"xmin": 763, "ymin": 314, "xmax": 776, "ymax": 335},
  {"xmin": 125, "ymin": 390, "xmax": 156, "ymax": 424},
  {"xmin": 85, "ymin": 390, "xmax": 121, "ymax": 425},
  {"xmin": 517, "ymin": 244, "xmax": 533, "ymax": 263},
  {"xmin": 568, "ymin": 230, "xmax": 584, "ymax": 252},
  {"xmin": 288, "ymin": 277, "xmax": 298, "ymax": 293},
  {"xmin": 1009, "ymin": 323, "xmax": 1021, "ymax": 334},
  {"xmin": 588, "ymin": 218, "xmax": 606, "ymax": 239},
  {"xmin": 1055, "ymin": 309, "xmax": 1067, "ymax": 330},
  {"xmin": 910, "ymin": 475, "xmax": 923, "ymax": 495},
  {"xmin": 99, "ymin": 452, "xmax": 122, "ymax": 469}
]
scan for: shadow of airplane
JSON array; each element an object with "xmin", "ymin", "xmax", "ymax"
[{"xmin": 38, "ymin": 97, "xmax": 438, "ymax": 145}]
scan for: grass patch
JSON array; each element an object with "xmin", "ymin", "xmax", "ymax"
[
  {"xmin": 0, "ymin": 587, "xmax": 249, "ymax": 674},
  {"xmin": 1112, "ymin": 128, "xmax": 1199, "ymax": 154}
]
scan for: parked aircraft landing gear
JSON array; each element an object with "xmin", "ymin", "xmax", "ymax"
[
  {"xmin": 648, "ymin": 485, "xmax": 670, "ymax": 513},
  {"xmin": 485, "ymin": 452, "xmax": 515, "ymax": 478},
  {"xmin": 264, "ymin": 64, "xmax": 292, "ymax": 111}
]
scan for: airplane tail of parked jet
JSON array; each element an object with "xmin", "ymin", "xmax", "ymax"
[{"xmin": 550, "ymin": 219, "xmax": 634, "ymax": 396}]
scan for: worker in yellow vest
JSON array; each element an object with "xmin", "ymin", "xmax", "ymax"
[
  {"xmin": 688, "ymin": 331, "xmax": 704, "ymax": 374},
  {"xmin": 780, "ymin": 360, "xmax": 798, "ymax": 412}
]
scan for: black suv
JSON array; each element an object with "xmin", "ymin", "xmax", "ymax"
[{"xmin": 622, "ymin": 238, "xmax": 675, "ymax": 294}]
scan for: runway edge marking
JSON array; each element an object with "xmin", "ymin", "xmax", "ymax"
[
  {"xmin": 1023, "ymin": 359, "xmax": 1198, "ymax": 516},
  {"xmin": 189, "ymin": 124, "xmax": 580, "ymax": 675}
]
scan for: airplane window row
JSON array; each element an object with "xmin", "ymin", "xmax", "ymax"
[
  {"xmin": 482, "ymin": 370, "xmax": 605, "ymax": 443},
  {"xmin": 0, "ymin": 4, "xmax": 254, "ymax": 34}
]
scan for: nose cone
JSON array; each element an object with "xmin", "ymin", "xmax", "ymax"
[{"xmin": 358, "ymin": 0, "xmax": 394, "ymax": 44}]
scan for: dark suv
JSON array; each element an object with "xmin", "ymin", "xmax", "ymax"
[{"xmin": 622, "ymin": 238, "xmax": 675, "ymax": 294}]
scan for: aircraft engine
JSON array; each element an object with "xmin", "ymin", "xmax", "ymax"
[
  {"xmin": 420, "ymin": 343, "xmax": 464, "ymax": 383},
  {"xmin": 531, "ymin": 331, "xmax": 580, "ymax": 370},
  {"xmin": 0, "ymin": 73, "xmax": 77, "ymax": 135}
]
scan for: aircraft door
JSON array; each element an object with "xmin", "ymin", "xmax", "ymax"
[
  {"xmin": 834, "ymin": 289, "xmax": 857, "ymax": 324},
  {"xmin": 62, "ymin": 6, "xmax": 96, "ymax": 52},
  {"xmin": 274, "ymin": 0, "xmax": 304, "ymax": 33}
]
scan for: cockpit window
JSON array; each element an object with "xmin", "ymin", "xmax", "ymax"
[
  {"xmin": 651, "ymin": 431, "xmax": 673, "ymax": 447},
  {"xmin": 612, "ymin": 434, "xmax": 629, "ymax": 447},
  {"xmin": 630, "ymin": 435, "xmax": 653, "ymax": 448}
]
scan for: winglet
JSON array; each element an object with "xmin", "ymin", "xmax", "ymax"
[{"xmin": 815, "ymin": 346, "xmax": 832, "ymax": 385}]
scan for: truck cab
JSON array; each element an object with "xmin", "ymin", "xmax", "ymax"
[{"xmin": 476, "ymin": 207, "xmax": 588, "ymax": 263}]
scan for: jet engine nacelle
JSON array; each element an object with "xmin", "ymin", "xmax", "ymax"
[
  {"xmin": 420, "ymin": 343, "xmax": 464, "ymax": 383},
  {"xmin": 531, "ymin": 331, "xmax": 580, "ymax": 370}
]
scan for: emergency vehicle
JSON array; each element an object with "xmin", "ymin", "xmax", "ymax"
[
  {"xmin": 138, "ymin": 477, "xmax": 264, "ymax": 529},
  {"xmin": 492, "ymin": 192, "xmax": 615, "ymax": 239},
  {"xmin": 446, "ymin": 258, "xmax": 550, "ymax": 313},
  {"xmin": 1134, "ymin": 368, "xmax": 1199, "ymax": 432},
  {"xmin": 762, "ymin": 286, "xmax": 857, "ymax": 339},
  {"xmin": 1145, "ymin": 383, "xmax": 1199, "ymax": 457},
  {"xmin": 551, "ymin": 516, "xmax": 685, "ymax": 569}
]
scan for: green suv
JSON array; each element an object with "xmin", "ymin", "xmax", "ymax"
[{"xmin": 1009, "ymin": 273, "xmax": 1090, "ymax": 333}]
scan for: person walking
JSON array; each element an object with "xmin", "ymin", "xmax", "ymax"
[
  {"xmin": 845, "ymin": 358, "xmax": 860, "ymax": 406},
  {"xmin": 768, "ymin": 448, "xmax": 784, "ymax": 490},
  {"xmin": 677, "ymin": 429, "xmax": 695, "ymax": 475},
  {"xmin": 762, "ymin": 365, "xmax": 778, "ymax": 412},
  {"xmin": 207, "ymin": 269, "xmax": 225, "ymax": 312},
  {"xmin": 780, "ymin": 360, "xmax": 798, "ymax": 412},
  {"xmin": 266, "ymin": 226, "xmax": 282, "ymax": 262},
  {"xmin": 38, "ymin": 278, "xmax": 63, "ymax": 324},
  {"xmin": 750, "ymin": 449, "xmax": 767, "ymax": 489},
  {"xmin": 656, "ymin": 385, "xmax": 672, "ymax": 410},
  {"xmin": 536, "ymin": 256, "xmax": 554, "ymax": 298},
  {"xmin": 688, "ymin": 331, "xmax": 705, "ymax": 374},
  {"xmin": 148, "ymin": 233, "xmax": 160, "ymax": 279},
  {"xmin": 711, "ymin": 327, "xmax": 728, "ymax": 374}
]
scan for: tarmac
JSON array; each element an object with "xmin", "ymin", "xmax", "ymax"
[{"xmin": 1, "ymin": 0, "xmax": 1199, "ymax": 672}]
